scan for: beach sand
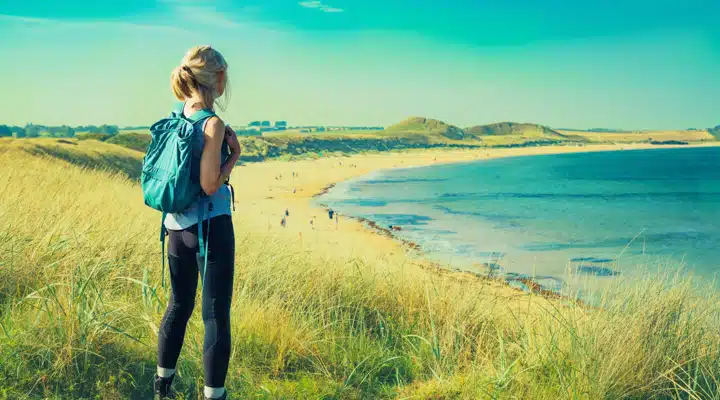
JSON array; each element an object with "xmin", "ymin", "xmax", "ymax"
[{"xmin": 229, "ymin": 142, "xmax": 718, "ymax": 300}]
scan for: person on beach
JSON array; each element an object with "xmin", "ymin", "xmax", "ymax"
[
  {"xmin": 155, "ymin": 46, "xmax": 238, "ymax": 400},
  {"xmin": 281, "ymin": 215, "xmax": 286, "ymax": 227},
  {"xmin": 335, "ymin": 212, "xmax": 339, "ymax": 229},
  {"xmin": 285, "ymin": 208, "xmax": 289, "ymax": 217},
  {"xmin": 328, "ymin": 209, "xmax": 334, "ymax": 220}
]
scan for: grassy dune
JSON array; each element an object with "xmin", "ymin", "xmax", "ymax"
[
  {"xmin": 0, "ymin": 138, "xmax": 144, "ymax": 179},
  {"xmin": 1, "ymin": 139, "xmax": 719, "ymax": 399},
  {"xmin": 557, "ymin": 129, "xmax": 716, "ymax": 143}
]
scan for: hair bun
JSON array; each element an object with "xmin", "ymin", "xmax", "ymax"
[
  {"xmin": 181, "ymin": 65, "xmax": 198, "ymax": 85},
  {"xmin": 171, "ymin": 46, "xmax": 229, "ymax": 109}
]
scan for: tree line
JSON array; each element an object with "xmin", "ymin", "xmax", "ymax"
[{"xmin": 0, "ymin": 124, "xmax": 120, "ymax": 138}]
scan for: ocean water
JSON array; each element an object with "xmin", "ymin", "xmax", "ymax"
[{"xmin": 318, "ymin": 147, "xmax": 720, "ymax": 292}]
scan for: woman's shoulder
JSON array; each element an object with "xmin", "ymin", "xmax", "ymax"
[{"xmin": 203, "ymin": 115, "xmax": 225, "ymax": 136}]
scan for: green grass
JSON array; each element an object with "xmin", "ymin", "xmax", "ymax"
[{"xmin": 0, "ymin": 139, "xmax": 719, "ymax": 399}]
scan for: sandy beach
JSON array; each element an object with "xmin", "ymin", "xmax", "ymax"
[{"xmin": 230, "ymin": 142, "xmax": 718, "ymax": 294}]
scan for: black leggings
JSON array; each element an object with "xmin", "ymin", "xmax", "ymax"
[{"xmin": 157, "ymin": 215, "xmax": 235, "ymax": 388}]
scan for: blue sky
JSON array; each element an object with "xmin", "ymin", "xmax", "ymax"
[{"xmin": 1, "ymin": 0, "xmax": 718, "ymax": 129}]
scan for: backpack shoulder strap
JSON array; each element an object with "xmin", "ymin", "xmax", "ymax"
[
  {"xmin": 197, "ymin": 199, "xmax": 210, "ymax": 291},
  {"xmin": 171, "ymin": 102, "xmax": 185, "ymax": 118},
  {"xmin": 160, "ymin": 212, "xmax": 168, "ymax": 288},
  {"xmin": 187, "ymin": 109, "xmax": 216, "ymax": 123}
]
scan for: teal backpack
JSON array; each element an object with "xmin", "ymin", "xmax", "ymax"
[{"xmin": 141, "ymin": 103, "xmax": 216, "ymax": 287}]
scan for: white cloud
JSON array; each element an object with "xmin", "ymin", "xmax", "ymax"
[
  {"xmin": 0, "ymin": 0, "xmax": 241, "ymax": 32},
  {"xmin": 299, "ymin": 1, "xmax": 323, "ymax": 8},
  {"xmin": 154, "ymin": 0, "xmax": 246, "ymax": 29},
  {"xmin": 0, "ymin": 13, "xmax": 189, "ymax": 33},
  {"xmin": 172, "ymin": 5, "xmax": 241, "ymax": 29},
  {"xmin": 299, "ymin": 1, "xmax": 344, "ymax": 13}
]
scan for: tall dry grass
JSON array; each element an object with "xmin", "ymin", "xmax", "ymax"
[{"xmin": 0, "ymin": 139, "xmax": 718, "ymax": 399}]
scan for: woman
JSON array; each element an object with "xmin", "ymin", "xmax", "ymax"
[{"xmin": 154, "ymin": 45, "xmax": 240, "ymax": 400}]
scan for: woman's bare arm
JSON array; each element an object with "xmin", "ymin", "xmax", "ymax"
[{"xmin": 200, "ymin": 117, "xmax": 238, "ymax": 195}]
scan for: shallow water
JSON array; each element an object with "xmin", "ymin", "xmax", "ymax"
[{"xmin": 318, "ymin": 147, "xmax": 720, "ymax": 292}]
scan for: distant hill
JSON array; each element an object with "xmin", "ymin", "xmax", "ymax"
[
  {"xmin": 385, "ymin": 117, "xmax": 471, "ymax": 140},
  {"xmin": 383, "ymin": 118, "xmax": 594, "ymax": 145},
  {"xmin": 709, "ymin": 125, "xmax": 720, "ymax": 140},
  {"xmin": 466, "ymin": 122, "xmax": 566, "ymax": 138}
]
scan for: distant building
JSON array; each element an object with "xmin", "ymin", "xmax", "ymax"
[
  {"xmin": 245, "ymin": 121, "xmax": 260, "ymax": 132},
  {"xmin": 245, "ymin": 120, "xmax": 291, "ymax": 132}
]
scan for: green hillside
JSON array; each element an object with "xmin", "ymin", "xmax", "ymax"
[
  {"xmin": 384, "ymin": 117, "xmax": 473, "ymax": 140},
  {"xmin": 466, "ymin": 122, "xmax": 566, "ymax": 138},
  {"xmin": 383, "ymin": 119, "xmax": 584, "ymax": 144}
]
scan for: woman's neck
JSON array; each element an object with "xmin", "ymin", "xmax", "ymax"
[{"xmin": 185, "ymin": 96, "xmax": 211, "ymax": 111}]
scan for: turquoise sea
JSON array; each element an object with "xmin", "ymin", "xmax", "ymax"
[{"xmin": 318, "ymin": 147, "xmax": 720, "ymax": 292}]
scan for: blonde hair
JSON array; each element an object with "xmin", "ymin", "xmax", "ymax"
[{"xmin": 171, "ymin": 45, "xmax": 230, "ymax": 111}]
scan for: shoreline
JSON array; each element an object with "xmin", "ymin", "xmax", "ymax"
[
  {"xmin": 232, "ymin": 142, "xmax": 719, "ymax": 300},
  {"xmin": 318, "ymin": 210, "xmax": 575, "ymax": 301}
]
